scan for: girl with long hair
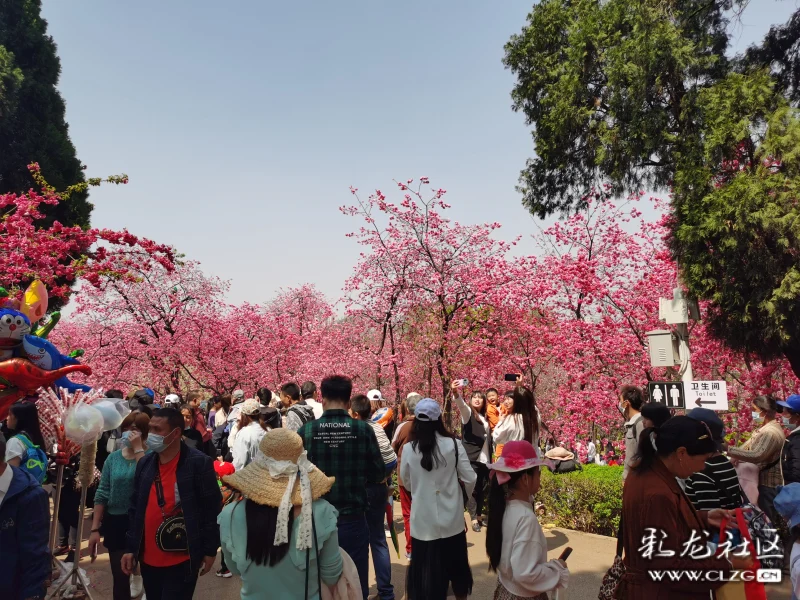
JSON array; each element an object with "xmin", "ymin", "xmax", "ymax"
[
  {"xmin": 218, "ymin": 429, "xmax": 343, "ymax": 599},
  {"xmin": 492, "ymin": 386, "xmax": 540, "ymax": 457},
  {"xmin": 618, "ymin": 416, "xmax": 752, "ymax": 599},
  {"xmin": 450, "ymin": 381, "xmax": 492, "ymax": 532},
  {"xmin": 400, "ymin": 398, "xmax": 477, "ymax": 600},
  {"xmin": 3, "ymin": 401, "xmax": 45, "ymax": 467},
  {"xmin": 485, "ymin": 441, "xmax": 568, "ymax": 600}
]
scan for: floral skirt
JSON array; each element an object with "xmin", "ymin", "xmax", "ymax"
[{"xmin": 493, "ymin": 581, "xmax": 549, "ymax": 600}]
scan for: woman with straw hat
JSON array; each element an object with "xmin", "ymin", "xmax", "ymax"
[{"xmin": 218, "ymin": 429, "xmax": 344, "ymax": 599}]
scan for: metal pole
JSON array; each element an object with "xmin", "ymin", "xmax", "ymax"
[{"xmin": 49, "ymin": 464, "xmax": 65, "ymax": 553}]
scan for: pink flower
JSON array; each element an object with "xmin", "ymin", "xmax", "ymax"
[{"xmin": 503, "ymin": 453, "xmax": 526, "ymax": 470}]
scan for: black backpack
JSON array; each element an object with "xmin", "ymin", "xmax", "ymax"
[
  {"xmin": 550, "ymin": 458, "xmax": 582, "ymax": 474},
  {"xmin": 289, "ymin": 405, "xmax": 314, "ymax": 427}
]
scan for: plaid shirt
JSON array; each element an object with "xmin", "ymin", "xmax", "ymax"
[{"xmin": 299, "ymin": 409, "xmax": 385, "ymax": 516}]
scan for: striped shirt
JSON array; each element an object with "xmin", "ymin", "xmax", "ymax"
[
  {"xmin": 684, "ymin": 455, "xmax": 745, "ymax": 511},
  {"xmin": 369, "ymin": 421, "xmax": 397, "ymax": 471}
]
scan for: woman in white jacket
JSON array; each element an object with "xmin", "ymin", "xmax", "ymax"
[
  {"xmin": 400, "ymin": 398, "xmax": 477, "ymax": 600},
  {"xmin": 492, "ymin": 386, "xmax": 540, "ymax": 457},
  {"xmin": 486, "ymin": 440, "xmax": 569, "ymax": 600},
  {"xmin": 231, "ymin": 399, "xmax": 267, "ymax": 471}
]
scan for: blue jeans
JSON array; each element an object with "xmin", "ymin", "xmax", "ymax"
[
  {"xmin": 338, "ymin": 514, "xmax": 370, "ymax": 600},
  {"xmin": 366, "ymin": 483, "xmax": 395, "ymax": 599}
]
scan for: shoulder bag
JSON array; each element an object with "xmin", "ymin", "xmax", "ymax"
[
  {"xmin": 598, "ymin": 518, "xmax": 624, "ymax": 600},
  {"xmin": 452, "ymin": 437, "xmax": 470, "ymax": 509},
  {"xmin": 305, "ymin": 512, "xmax": 322, "ymax": 600},
  {"xmin": 153, "ymin": 467, "xmax": 188, "ymax": 552}
]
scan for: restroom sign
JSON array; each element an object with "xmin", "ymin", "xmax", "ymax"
[
  {"xmin": 648, "ymin": 381, "xmax": 685, "ymax": 409},
  {"xmin": 686, "ymin": 380, "xmax": 729, "ymax": 411}
]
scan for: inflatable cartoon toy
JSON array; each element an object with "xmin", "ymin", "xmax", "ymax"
[
  {"xmin": 22, "ymin": 334, "xmax": 92, "ymax": 394},
  {"xmin": 0, "ymin": 281, "xmax": 93, "ymax": 420}
]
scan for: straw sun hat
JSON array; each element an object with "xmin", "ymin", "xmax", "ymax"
[{"xmin": 222, "ymin": 428, "xmax": 334, "ymax": 550}]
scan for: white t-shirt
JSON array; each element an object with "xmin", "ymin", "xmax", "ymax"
[
  {"xmin": 4, "ymin": 436, "xmax": 27, "ymax": 463},
  {"xmin": 305, "ymin": 398, "xmax": 324, "ymax": 420},
  {"xmin": 497, "ymin": 500, "xmax": 569, "ymax": 596}
]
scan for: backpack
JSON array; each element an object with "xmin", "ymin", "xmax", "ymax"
[
  {"xmin": 289, "ymin": 405, "xmax": 314, "ymax": 427},
  {"xmin": 16, "ymin": 433, "xmax": 48, "ymax": 484},
  {"xmin": 551, "ymin": 458, "xmax": 581, "ymax": 474}
]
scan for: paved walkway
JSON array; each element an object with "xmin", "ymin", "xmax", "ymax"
[{"xmin": 71, "ymin": 507, "xmax": 793, "ymax": 599}]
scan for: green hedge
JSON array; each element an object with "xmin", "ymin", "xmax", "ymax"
[{"xmin": 536, "ymin": 464, "xmax": 623, "ymax": 537}]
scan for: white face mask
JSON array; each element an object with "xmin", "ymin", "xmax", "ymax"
[
  {"xmin": 752, "ymin": 411, "xmax": 762, "ymax": 421},
  {"xmin": 783, "ymin": 416, "xmax": 793, "ymax": 427}
]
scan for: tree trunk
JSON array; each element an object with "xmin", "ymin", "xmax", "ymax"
[{"xmin": 784, "ymin": 341, "xmax": 800, "ymax": 381}]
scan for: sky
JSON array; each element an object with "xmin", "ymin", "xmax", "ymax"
[{"xmin": 40, "ymin": 0, "xmax": 800, "ymax": 305}]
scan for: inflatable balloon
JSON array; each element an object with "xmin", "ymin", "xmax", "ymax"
[
  {"xmin": 0, "ymin": 307, "xmax": 31, "ymax": 361},
  {"xmin": 21, "ymin": 334, "xmax": 92, "ymax": 394},
  {"xmin": 63, "ymin": 403, "xmax": 104, "ymax": 445},
  {"xmin": 92, "ymin": 399, "xmax": 131, "ymax": 431},
  {"xmin": 21, "ymin": 280, "xmax": 48, "ymax": 323},
  {"xmin": 0, "ymin": 358, "xmax": 92, "ymax": 420}
]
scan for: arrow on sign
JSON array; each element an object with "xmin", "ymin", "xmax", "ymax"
[{"xmin": 695, "ymin": 399, "xmax": 716, "ymax": 407}]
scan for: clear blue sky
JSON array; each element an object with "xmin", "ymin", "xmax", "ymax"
[{"xmin": 41, "ymin": 0, "xmax": 799, "ymax": 305}]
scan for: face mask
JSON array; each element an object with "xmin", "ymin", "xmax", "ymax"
[
  {"xmin": 200, "ymin": 401, "xmax": 209, "ymax": 412},
  {"xmin": 120, "ymin": 431, "xmax": 132, "ymax": 449},
  {"xmin": 752, "ymin": 411, "xmax": 762, "ymax": 421},
  {"xmin": 147, "ymin": 430, "xmax": 176, "ymax": 454},
  {"xmin": 783, "ymin": 416, "xmax": 792, "ymax": 427},
  {"xmin": 619, "ymin": 402, "xmax": 627, "ymax": 417}
]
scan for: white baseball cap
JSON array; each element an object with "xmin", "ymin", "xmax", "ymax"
[
  {"xmin": 367, "ymin": 389, "xmax": 383, "ymax": 402},
  {"xmin": 164, "ymin": 393, "xmax": 181, "ymax": 406}
]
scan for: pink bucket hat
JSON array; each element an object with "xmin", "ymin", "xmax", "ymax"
[{"xmin": 488, "ymin": 440, "xmax": 554, "ymax": 484}]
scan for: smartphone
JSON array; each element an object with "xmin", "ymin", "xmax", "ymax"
[
  {"xmin": 504, "ymin": 373, "xmax": 520, "ymax": 382},
  {"xmin": 558, "ymin": 547, "xmax": 573, "ymax": 562},
  {"xmin": 454, "ymin": 378, "xmax": 468, "ymax": 388}
]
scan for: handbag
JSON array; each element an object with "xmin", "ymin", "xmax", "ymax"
[
  {"xmin": 598, "ymin": 518, "xmax": 625, "ymax": 600},
  {"xmin": 452, "ymin": 438, "xmax": 469, "ymax": 509},
  {"xmin": 716, "ymin": 508, "xmax": 768, "ymax": 600},
  {"xmin": 153, "ymin": 468, "xmax": 188, "ymax": 553}
]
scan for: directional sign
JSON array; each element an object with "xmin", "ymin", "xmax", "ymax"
[
  {"xmin": 686, "ymin": 380, "xmax": 729, "ymax": 411},
  {"xmin": 648, "ymin": 381, "xmax": 685, "ymax": 409}
]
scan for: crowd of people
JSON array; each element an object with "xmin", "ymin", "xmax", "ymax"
[{"xmin": 2, "ymin": 377, "xmax": 800, "ymax": 599}]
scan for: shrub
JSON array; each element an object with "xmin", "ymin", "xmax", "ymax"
[{"xmin": 537, "ymin": 464, "xmax": 623, "ymax": 537}]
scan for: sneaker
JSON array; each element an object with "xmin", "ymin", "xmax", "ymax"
[
  {"xmin": 130, "ymin": 574, "xmax": 143, "ymax": 597},
  {"xmin": 216, "ymin": 568, "xmax": 233, "ymax": 578},
  {"xmin": 65, "ymin": 549, "xmax": 75, "ymax": 564},
  {"xmin": 471, "ymin": 520, "xmax": 481, "ymax": 533},
  {"xmin": 54, "ymin": 545, "xmax": 70, "ymax": 556}
]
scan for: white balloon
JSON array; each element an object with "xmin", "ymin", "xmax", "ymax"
[
  {"xmin": 64, "ymin": 403, "xmax": 104, "ymax": 445},
  {"xmin": 92, "ymin": 399, "xmax": 131, "ymax": 431}
]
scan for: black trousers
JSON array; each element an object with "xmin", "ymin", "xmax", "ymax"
[
  {"xmin": 141, "ymin": 560, "xmax": 198, "ymax": 600},
  {"xmin": 467, "ymin": 462, "xmax": 489, "ymax": 521},
  {"xmin": 109, "ymin": 550, "xmax": 130, "ymax": 600}
]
